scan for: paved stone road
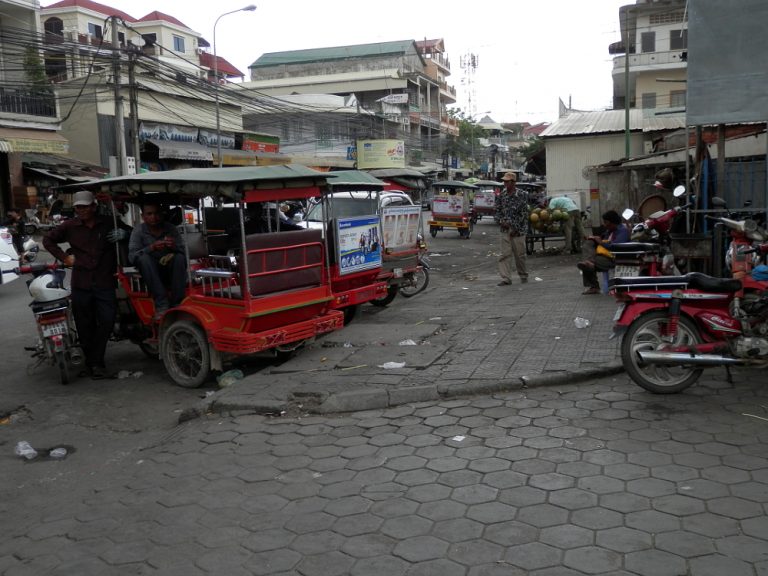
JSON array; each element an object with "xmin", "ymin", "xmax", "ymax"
[{"xmin": 3, "ymin": 370, "xmax": 766, "ymax": 575}]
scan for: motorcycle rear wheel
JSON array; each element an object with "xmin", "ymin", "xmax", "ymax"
[
  {"xmin": 55, "ymin": 350, "xmax": 70, "ymax": 386},
  {"xmin": 399, "ymin": 267, "xmax": 429, "ymax": 298},
  {"xmin": 621, "ymin": 310, "xmax": 703, "ymax": 394}
]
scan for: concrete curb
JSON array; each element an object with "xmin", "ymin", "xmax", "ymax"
[{"xmin": 193, "ymin": 361, "xmax": 626, "ymax": 421}]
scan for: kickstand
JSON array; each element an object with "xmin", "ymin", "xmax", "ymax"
[{"xmin": 724, "ymin": 365, "xmax": 734, "ymax": 385}]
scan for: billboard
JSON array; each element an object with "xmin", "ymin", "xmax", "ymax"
[
  {"xmin": 357, "ymin": 139, "xmax": 406, "ymax": 169},
  {"xmin": 336, "ymin": 215, "xmax": 382, "ymax": 275}
]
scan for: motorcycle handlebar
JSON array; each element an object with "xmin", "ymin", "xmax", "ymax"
[{"xmin": 16, "ymin": 262, "xmax": 64, "ymax": 275}]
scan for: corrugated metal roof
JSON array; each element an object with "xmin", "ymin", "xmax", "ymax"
[
  {"xmin": 541, "ymin": 110, "xmax": 687, "ymax": 138},
  {"xmin": 327, "ymin": 170, "xmax": 386, "ymax": 189},
  {"xmin": 251, "ymin": 40, "xmax": 417, "ymax": 68}
]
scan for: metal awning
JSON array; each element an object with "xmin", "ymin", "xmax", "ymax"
[
  {"xmin": 210, "ymin": 148, "xmax": 290, "ymax": 167},
  {"xmin": 0, "ymin": 127, "xmax": 69, "ymax": 154},
  {"xmin": 146, "ymin": 139, "xmax": 213, "ymax": 162}
]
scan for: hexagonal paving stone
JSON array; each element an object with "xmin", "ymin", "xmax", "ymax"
[
  {"xmin": 716, "ymin": 534, "xmax": 768, "ymax": 563},
  {"xmin": 563, "ymin": 545, "xmax": 622, "ymax": 574},
  {"xmin": 498, "ymin": 486, "xmax": 547, "ymax": 507},
  {"xmin": 452, "ymin": 484, "xmax": 498, "ymax": 505},
  {"xmin": 539, "ymin": 525, "xmax": 594, "ymax": 549},
  {"xmin": 655, "ymin": 530, "xmax": 715, "ymax": 557},
  {"xmin": 653, "ymin": 494, "xmax": 706, "ymax": 516},
  {"xmin": 595, "ymin": 526, "xmax": 651, "ymax": 552},
  {"xmin": 604, "ymin": 463, "xmax": 649, "ymax": 481},
  {"xmin": 625, "ymin": 548, "xmax": 687, "ymax": 576},
  {"xmin": 426, "ymin": 457, "xmax": 469, "ymax": 473},
  {"xmin": 392, "ymin": 535, "xmax": 449, "ymax": 563},
  {"xmin": 466, "ymin": 502, "xmax": 517, "ymax": 524},
  {"xmin": 681, "ymin": 513, "xmax": 740, "ymax": 538},
  {"xmin": 571, "ymin": 507, "xmax": 624, "ymax": 530},
  {"xmin": 406, "ymin": 484, "xmax": 453, "ymax": 503},
  {"xmin": 676, "ymin": 479, "xmax": 729, "ymax": 500},
  {"xmin": 288, "ymin": 530, "xmax": 346, "ymax": 555},
  {"xmin": 340, "ymin": 533, "xmax": 397, "ymax": 558},
  {"xmin": 529, "ymin": 473, "xmax": 575, "ymax": 491},
  {"xmin": 503, "ymin": 542, "xmax": 562, "ymax": 571},
  {"xmin": 701, "ymin": 466, "xmax": 751, "ymax": 484},
  {"xmin": 350, "ymin": 554, "xmax": 409, "ymax": 576},
  {"xmin": 626, "ymin": 477, "xmax": 676, "ymax": 498},
  {"xmin": 625, "ymin": 510, "xmax": 680, "ymax": 533},
  {"xmin": 468, "ymin": 458, "xmax": 510, "ymax": 473},
  {"xmin": 437, "ymin": 469, "xmax": 484, "ymax": 488},
  {"xmin": 484, "ymin": 520, "xmax": 538, "ymax": 546},
  {"xmin": 431, "ymin": 518, "xmax": 484, "ymax": 543},
  {"xmin": 731, "ymin": 482, "xmax": 768, "ymax": 503},
  {"xmin": 688, "ymin": 553, "xmax": 755, "ymax": 576},
  {"xmin": 599, "ymin": 492, "xmax": 650, "ymax": 514},
  {"xmin": 380, "ymin": 515, "xmax": 433, "ymax": 538},
  {"xmin": 448, "ymin": 539, "xmax": 505, "ymax": 566},
  {"xmin": 741, "ymin": 516, "xmax": 768, "ymax": 539},
  {"xmin": 578, "ymin": 475, "xmax": 625, "ymax": 495},
  {"xmin": 332, "ymin": 513, "xmax": 384, "ymax": 536},
  {"xmin": 404, "ymin": 558, "xmax": 467, "ymax": 576},
  {"xmin": 515, "ymin": 504, "xmax": 569, "ymax": 528},
  {"xmin": 295, "ymin": 550, "xmax": 354, "ymax": 576},
  {"xmin": 549, "ymin": 488, "xmax": 598, "ymax": 511},
  {"xmin": 417, "ymin": 500, "xmax": 467, "ymax": 521},
  {"xmin": 708, "ymin": 496, "xmax": 763, "ymax": 519}
]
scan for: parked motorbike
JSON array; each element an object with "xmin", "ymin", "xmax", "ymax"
[
  {"xmin": 611, "ymin": 231, "xmax": 768, "ymax": 393},
  {"xmin": 611, "ymin": 185, "xmax": 692, "ymax": 279},
  {"xmin": 399, "ymin": 252, "xmax": 430, "ymax": 298},
  {"xmin": 0, "ymin": 255, "xmax": 83, "ymax": 385}
]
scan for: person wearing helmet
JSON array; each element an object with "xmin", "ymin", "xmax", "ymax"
[{"xmin": 42, "ymin": 190, "xmax": 120, "ymax": 379}]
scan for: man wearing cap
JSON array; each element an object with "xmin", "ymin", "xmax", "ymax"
[
  {"xmin": 494, "ymin": 171, "xmax": 529, "ymax": 285},
  {"xmin": 43, "ymin": 190, "xmax": 120, "ymax": 380}
]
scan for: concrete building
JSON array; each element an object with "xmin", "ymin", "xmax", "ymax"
[
  {"xmin": 0, "ymin": 0, "xmax": 67, "ymax": 212},
  {"xmin": 244, "ymin": 39, "xmax": 459, "ymax": 168}
]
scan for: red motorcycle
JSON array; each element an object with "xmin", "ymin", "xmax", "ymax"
[
  {"xmin": 611, "ymin": 185, "xmax": 693, "ymax": 279},
  {"xmin": 611, "ymin": 216, "xmax": 768, "ymax": 393}
]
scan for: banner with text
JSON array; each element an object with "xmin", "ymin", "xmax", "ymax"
[{"xmin": 356, "ymin": 139, "xmax": 405, "ymax": 169}]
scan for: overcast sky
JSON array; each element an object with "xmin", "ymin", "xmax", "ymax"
[{"xmin": 44, "ymin": 0, "xmax": 631, "ymax": 124}]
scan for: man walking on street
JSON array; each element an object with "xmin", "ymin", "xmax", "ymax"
[
  {"xmin": 43, "ymin": 191, "xmax": 119, "ymax": 379},
  {"xmin": 495, "ymin": 171, "xmax": 529, "ymax": 285},
  {"xmin": 548, "ymin": 195, "xmax": 586, "ymax": 253}
]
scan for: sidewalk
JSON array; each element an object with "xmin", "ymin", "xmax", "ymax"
[{"xmin": 205, "ymin": 234, "xmax": 626, "ymax": 417}]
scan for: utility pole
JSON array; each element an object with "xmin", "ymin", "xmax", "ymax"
[
  {"xmin": 111, "ymin": 16, "xmax": 127, "ymax": 176},
  {"xmin": 128, "ymin": 48, "xmax": 140, "ymax": 172}
]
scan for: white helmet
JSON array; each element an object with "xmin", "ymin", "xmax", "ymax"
[{"xmin": 28, "ymin": 271, "xmax": 70, "ymax": 302}]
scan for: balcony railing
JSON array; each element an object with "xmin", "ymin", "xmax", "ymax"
[
  {"xmin": 0, "ymin": 88, "xmax": 57, "ymax": 118},
  {"xmin": 613, "ymin": 50, "xmax": 687, "ymax": 71}
]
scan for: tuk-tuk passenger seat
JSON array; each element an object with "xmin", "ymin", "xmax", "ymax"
[{"xmin": 245, "ymin": 229, "xmax": 324, "ymax": 297}]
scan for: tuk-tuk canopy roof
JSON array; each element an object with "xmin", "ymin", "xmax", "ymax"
[
  {"xmin": 431, "ymin": 180, "xmax": 479, "ymax": 190},
  {"xmin": 62, "ymin": 165, "xmax": 331, "ymax": 202},
  {"xmin": 367, "ymin": 168, "xmax": 426, "ymax": 179},
  {"xmin": 465, "ymin": 178, "xmax": 502, "ymax": 187},
  {"xmin": 326, "ymin": 170, "xmax": 386, "ymax": 190}
]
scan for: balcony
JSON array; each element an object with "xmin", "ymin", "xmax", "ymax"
[
  {"xmin": 0, "ymin": 88, "xmax": 57, "ymax": 118},
  {"xmin": 613, "ymin": 50, "xmax": 687, "ymax": 73}
]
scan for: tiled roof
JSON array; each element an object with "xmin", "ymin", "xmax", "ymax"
[
  {"xmin": 137, "ymin": 11, "xmax": 189, "ymax": 29},
  {"xmin": 251, "ymin": 40, "xmax": 417, "ymax": 68},
  {"xmin": 199, "ymin": 52, "xmax": 244, "ymax": 78},
  {"xmin": 43, "ymin": 0, "xmax": 136, "ymax": 22}
]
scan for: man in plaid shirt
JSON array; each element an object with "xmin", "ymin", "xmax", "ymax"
[{"xmin": 494, "ymin": 171, "xmax": 529, "ymax": 285}]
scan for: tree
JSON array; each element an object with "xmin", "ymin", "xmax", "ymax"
[{"xmin": 24, "ymin": 47, "xmax": 52, "ymax": 95}]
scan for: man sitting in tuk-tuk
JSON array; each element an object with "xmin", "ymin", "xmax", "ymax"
[{"xmin": 128, "ymin": 203, "xmax": 187, "ymax": 318}]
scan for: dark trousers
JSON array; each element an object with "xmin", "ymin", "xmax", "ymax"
[
  {"xmin": 134, "ymin": 252, "xmax": 186, "ymax": 308},
  {"xmin": 71, "ymin": 287, "xmax": 116, "ymax": 369}
]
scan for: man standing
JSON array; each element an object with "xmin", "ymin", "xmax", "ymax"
[
  {"xmin": 495, "ymin": 171, "xmax": 529, "ymax": 285},
  {"xmin": 548, "ymin": 195, "xmax": 586, "ymax": 253},
  {"xmin": 128, "ymin": 203, "xmax": 186, "ymax": 319},
  {"xmin": 43, "ymin": 191, "xmax": 118, "ymax": 379}
]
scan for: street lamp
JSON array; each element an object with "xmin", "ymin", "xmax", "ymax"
[{"xmin": 214, "ymin": 4, "xmax": 256, "ymax": 168}]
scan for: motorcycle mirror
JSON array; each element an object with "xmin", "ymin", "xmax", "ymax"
[
  {"xmin": 622, "ymin": 208, "xmax": 634, "ymax": 221},
  {"xmin": 0, "ymin": 254, "xmax": 12, "ymax": 263},
  {"xmin": 673, "ymin": 185, "xmax": 686, "ymax": 197},
  {"xmin": 744, "ymin": 219, "xmax": 758, "ymax": 234}
]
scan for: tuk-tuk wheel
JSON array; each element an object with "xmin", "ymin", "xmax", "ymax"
[
  {"xmin": 459, "ymin": 226, "xmax": 472, "ymax": 240},
  {"xmin": 139, "ymin": 341, "xmax": 159, "ymax": 359},
  {"xmin": 342, "ymin": 305, "xmax": 359, "ymax": 325},
  {"xmin": 370, "ymin": 285, "xmax": 398, "ymax": 307},
  {"xmin": 429, "ymin": 227, "xmax": 438, "ymax": 238},
  {"xmin": 162, "ymin": 320, "xmax": 211, "ymax": 388}
]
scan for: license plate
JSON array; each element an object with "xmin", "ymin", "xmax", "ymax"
[
  {"xmin": 615, "ymin": 265, "xmax": 640, "ymax": 278},
  {"xmin": 612, "ymin": 304, "xmax": 626, "ymax": 322},
  {"xmin": 42, "ymin": 321, "xmax": 68, "ymax": 338},
  {"xmin": 393, "ymin": 267, "xmax": 403, "ymax": 278}
]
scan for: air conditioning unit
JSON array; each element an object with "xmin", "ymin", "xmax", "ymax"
[{"xmin": 196, "ymin": 47, "xmax": 205, "ymax": 55}]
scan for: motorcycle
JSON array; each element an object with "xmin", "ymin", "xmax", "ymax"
[
  {"xmin": 611, "ymin": 185, "xmax": 692, "ymax": 279},
  {"xmin": 611, "ymin": 229, "xmax": 768, "ymax": 393},
  {"xmin": 0, "ymin": 254, "xmax": 83, "ymax": 385},
  {"xmin": 398, "ymin": 251, "xmax": 430, "ymax": 298}
]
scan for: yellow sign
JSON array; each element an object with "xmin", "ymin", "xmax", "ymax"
[{"xmin": 356, "ymin": 139, "xmax": 405, "ymax": 169}]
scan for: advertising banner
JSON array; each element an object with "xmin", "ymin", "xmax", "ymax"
[
  {"xmin": 381, "ymin": 205, "xmax": 421, "ymax": 250},
  {"xmin": 336, "ymin": 215, "xmax": 382, "ymax": 275},
  {"xmin": 357, "ymin": 139, "xmax": 405, "ymax": 169},
  {"xmin": 432, "ymin": 192, "xmax": 468, "ymax": 217}
]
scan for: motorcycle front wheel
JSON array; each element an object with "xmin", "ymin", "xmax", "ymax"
[
  {"xmin": 399, "ymin": 267, "xmax": 430, "ymax": 298},
  {"xmin": 55, "ymin": 350, "xmax": 70, "ymax": 386},
  {"xmin": 621, "ymin": 310, "xmax": 703, "ymax": 394}
]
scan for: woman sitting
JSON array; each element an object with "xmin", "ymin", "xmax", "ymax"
[{"xmin": 576, "ymin": 210, "xmax": 630, "ymax": 295}]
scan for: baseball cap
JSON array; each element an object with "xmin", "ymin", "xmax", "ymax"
[
  {"xmin": 72, "ymin": 190, "xmax": 95, "ymax": 206},
  {"xmin": 501, "ymin": 171, "xmax": 517, "ymax": 182}
]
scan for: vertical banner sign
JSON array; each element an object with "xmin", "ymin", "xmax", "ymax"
[
  {"xmin": 336, "ymin": 215, "xmax": 383, "ymax": 275},
  {"xmin": 381, "ymin": 205, "xmax": 422, "ymax": 250}
]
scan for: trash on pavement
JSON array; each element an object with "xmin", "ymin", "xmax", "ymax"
[
  {"xmin": 49, "ymin": 447, "xmax": 68, "ymax": 459},
  {"xmin": 117, "ymin": 370, "xmax": 144, "ymax": 379},
  {"xmin": 379, "ymin": 361, "xmax": 406, "ymax": 369},
  {"xmin": 399, "ymin": 339, "xmax": 417, "ymax": 346},
  {"xmin": 574, "ymin": 317, "xmax": 591, "ymax": 329},
  {"xmin": 451, "ymin": 435, "xmax": 466, "ymax": 442},
  {"xmin": 217, "ymin": 369, "xmax": 244, "ymax": 388},
  {"xmin": 14, "ymin": 441, "xmax": 37, "ymax": 460},
  {"xmin": 535, "ymin": 277, "xmax": 543, "ymax": 282}
]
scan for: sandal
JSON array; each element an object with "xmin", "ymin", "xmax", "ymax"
[{"xmin": 582, "ymin": 287, "xmax": 600, "ymax": 295}]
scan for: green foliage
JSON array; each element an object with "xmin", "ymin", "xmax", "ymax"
[{"xmin": 24, "ymin": 48, "xmax": 52, "ymax": 95}]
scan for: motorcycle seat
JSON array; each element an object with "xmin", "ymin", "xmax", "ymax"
[
  {"xmin": 610, "ymin": 272, "xmax": 741, "ymax": 293},
  {"xmin": 606, "ymin": 242, "xmax": 661, "ymax": 254}
]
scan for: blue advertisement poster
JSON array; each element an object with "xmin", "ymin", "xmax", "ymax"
[{"xmin": 336, "ymin": 215, "xmax": 382, "ymax": 276}]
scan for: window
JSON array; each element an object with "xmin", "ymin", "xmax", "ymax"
[
  {"xmin": 650, "ymin": 11, "xmax": 686, "ymax": 25},
  {"xmin": 142, "ymin": 33, "xmax": 157, "ymax": 47},
  {"xmin": 670, "ymin": 29, "xmax": 687, "ymax": 50},
  {"xmin": 641, "ymin": 32, "xmax": 655, "ymax": 53},
  {"xmin": 173, "ymin": 35, "xmax": 185, "ymax": 53},
  {"xmin": 118, "ymin": 32, "xmax": 125, "ymax": 45},
  {"xmin": 670, "ymin": 90, "xmax": 687, "ymax": 108},
  {"xmin": 87, "ymin": 22, "xmax": 103, "ymax": 38},
  {"xmin": 642, "ymin": 92, "xmax": 657, "ymax": 109},
  {"xmin": 44, "ymin": 17, "xmax": 64, "ymax": 38}
]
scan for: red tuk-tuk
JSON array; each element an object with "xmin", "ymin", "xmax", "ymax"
[
  {"xmin": 75, "ymin": 165, "xmax": 355, "ymax": 387},
  {"xmin": 427, "ymin": 180, "xmax": 479, "ymax": 239}
]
